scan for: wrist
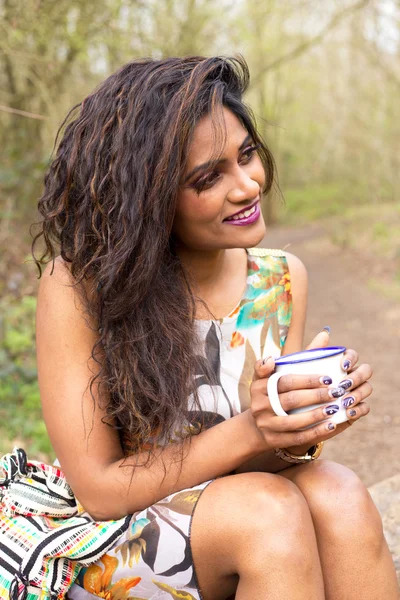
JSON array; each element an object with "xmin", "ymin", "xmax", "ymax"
[
  {"xmin": 242, "ymin": 409, "xmax": 272, "ymax": 455},
  {"xmin": 285, "ymin": 443, "xmax": 315, "ymax": 455}
]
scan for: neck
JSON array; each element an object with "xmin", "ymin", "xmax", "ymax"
[
  {"xmin": 176, "ymin": 245, "xmax": 229, "ymax": 290},
  {"xmin": 175, "ymin": 244, "xmax": 249, "ymax": 320}
]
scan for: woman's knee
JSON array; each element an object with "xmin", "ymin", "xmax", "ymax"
[
  {"xmin": 191, "ymin": 473, "xmax": 321, "ymax": 599},
  {"xmin": 212, "ymin": 471, "xmax": 309, "ymax": 523},
  {"xmin": 289, "ymin": 460, "xmax": 385, "ymax": 551},
  {"xmin": 195, "ymin": 472, "xmax": 315, "ymax": 561}
]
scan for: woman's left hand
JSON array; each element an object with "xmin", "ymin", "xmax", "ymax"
[
  {"xmin": 250, "ymin": 329, "xmax": 374, "ymax": 458},
  {"xmin": 305, "ymin": 329, "xmax": 373, "ymax": 433}
]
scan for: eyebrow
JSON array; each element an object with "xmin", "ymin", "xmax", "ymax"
[{"xmin": 183, "ymin": 133, "xmax": 253, "ymax": 184}]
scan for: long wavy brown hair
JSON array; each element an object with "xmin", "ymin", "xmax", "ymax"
[{"xmin": 32, "ymin": 56, "xmax": 275, "ymax": 458}]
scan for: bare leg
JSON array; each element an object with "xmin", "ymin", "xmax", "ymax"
[
  {"xmin": 281, "ymin": 460, "xmax": 399, "ymax": 600},
  {"xmin": 190, "ymin": 471, "xmax": 325, "ymax": 600}
]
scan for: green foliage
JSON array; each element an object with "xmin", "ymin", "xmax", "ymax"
[
  {"xmin": 279, "ymin": 183, "xmax": 347, "ymax": 223},
  {"xmin": 327, "ymin": 202, "xmax": 400, "ymax": 299},
  {"xmin": 334, "ymin": 204, "xmax": 400, "ymax": 257},
  {"xmin": 372, "ymin": 222, "xmax": 389, "ymax": 242},
  {"xmin": 0, "ymin": 295, "xmax": 54, "ymax": 460}
]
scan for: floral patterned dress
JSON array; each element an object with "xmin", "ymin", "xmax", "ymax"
[{"xmin": 67, "ymin": 248, "xmax": 292, "ymax": 600}]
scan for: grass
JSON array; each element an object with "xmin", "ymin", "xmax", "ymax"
[
  {"xmin": 277, "ymin": 186, "xmax": 400, "ymax": 298},
  {"xmin": 280, "ymin": 182, "xmax": 347, "ymax": 223},
  {"xmin": 0, "ymin": 294, "xmax": 54, "ymax": 462}
]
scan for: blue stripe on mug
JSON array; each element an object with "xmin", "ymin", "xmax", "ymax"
[{"xmin": 275, "ymin": 346, "xmax": 346, "ymax": 366}]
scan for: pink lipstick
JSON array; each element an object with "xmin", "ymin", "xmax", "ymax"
[{"xmin": 223, "ymin": 201, "xmax": 261, "ymax": 226}]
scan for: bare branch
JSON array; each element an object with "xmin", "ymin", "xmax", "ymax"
[
  {"xmin": 0, "ymin": 104, "xmax": 48, "ymax": 120},
  {"xmin": 253, "ymin": 0, "xmax": 373, "ymax": 82}
]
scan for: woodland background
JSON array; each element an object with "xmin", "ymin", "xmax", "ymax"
[{"xmin": 0, "ymin": 0, "xmax": 399, "ymax": 460}]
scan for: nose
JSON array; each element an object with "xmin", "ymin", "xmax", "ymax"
[{"xmin": 226, "ymin": 164, "xmax": 260, "ymax": 204}]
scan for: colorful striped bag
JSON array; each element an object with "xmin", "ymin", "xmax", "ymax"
[{"xmin": 0, "ymin": 448, "xmax": 130, "ymax": 600}]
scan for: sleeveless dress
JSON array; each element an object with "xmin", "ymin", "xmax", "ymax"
[{"xmin": 67, "ymin": 248, "xmax": 292, "ymax": 600}]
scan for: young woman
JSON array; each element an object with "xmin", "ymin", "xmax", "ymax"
[{"xmin": 33, "ymin": 56, "xmax": 398, "ymax": 599}]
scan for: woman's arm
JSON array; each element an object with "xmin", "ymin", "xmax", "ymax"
[
  {"xmin": 235, "ymin": 252, "xmax": 372, "ymax": 475},
  {"xmin": 234, "ymin": 252, "xmax": 310, "ymax": 474},
  {"xmin": 280, "ymin": 251, "xmax": 308, "ymax": 356},
  {"xmin": 36, "ymin": 259, "xmax": 267, "ymax": 521}
]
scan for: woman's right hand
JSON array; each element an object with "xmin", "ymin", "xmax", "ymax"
[{"xmin": 249, "ymin": 357, "xmax": 370, "ymax": 452}]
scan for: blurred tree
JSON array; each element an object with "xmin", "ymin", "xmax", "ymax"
[{"xmin": 0, "ymin": 0, "xmax": 129, "ymax": 219}]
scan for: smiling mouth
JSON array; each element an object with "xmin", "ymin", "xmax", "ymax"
[{"xmin": 224, "ymin": 200, "xmax": 259, "ymax": 222}]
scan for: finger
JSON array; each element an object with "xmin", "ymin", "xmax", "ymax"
[
  {"xmin": 266, "ymin": 418, "xmax": 338, "ymax": 450},
  {"xmin": 266, "ymin": 400, "xmax": 368, "ymax": 448},
  {"xmin": 276, "ymin": 372, "xmax": 339, "ymax": 393},
  {"xmin": 337, "ymin": 363, "xmax": 373, "ymax": 393},
  {"xmin": 342, "ymin": 348, "xmax": 358, "ymax": 372},
  {"xmin": 253, "ymin": 356, "xmax": 275, "ymax": 382},
  {"xmin": 345, "ymin": 400, "xmax": 370, "ymax": 422},
  {"xmin": 340, "ymin": 382, "xmax": 373, "ymax": 411},
  {"xmin": 333, "ymin": 401, "xmax": 371, "ymax": 431},
  {"xmin": 302, "ymin": 406, "xmax": 367, "ymax": 440},
  {"xmin": 305, "ymin": 326, "xmax": 331, "ymax": 350},
  {"xmin": 270, "ymin": 404, "xmax": 343, "ymax": 433},
  {"xmin": 268, "ymin": 399, "xmax": 371, "ymax": 448},
  {"xmin": 276, "ymin": 385, "xmax": 347, "ymax": 414}
]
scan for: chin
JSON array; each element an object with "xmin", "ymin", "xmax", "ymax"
[{"xmin": 231, "ymin": 218, "xmax": 266, "ymax": 249}]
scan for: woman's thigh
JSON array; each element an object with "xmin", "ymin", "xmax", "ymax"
[
  {"xmin": 280, "ymin": 459, "xmax": 384, "ymax": 543},
  {"xmin": 68, "ymin": 480, "xmax": 213, "ymax": 600},
  {"xmin": 190, "ymin": 471, "xmax": 321, "ymax": 600},
  {"xmin": 67, "ymin": 469, "xmax": 323, "ymax": 600}
]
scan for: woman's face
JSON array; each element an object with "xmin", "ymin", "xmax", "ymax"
[{"xmin": 173, "ymin": 108, "xmax": 267, "ymax": 252}]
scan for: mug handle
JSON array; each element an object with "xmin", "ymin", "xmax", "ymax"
[{"xmin": 267, "ymin": 372, "xmax": 290, "ymax": 417}]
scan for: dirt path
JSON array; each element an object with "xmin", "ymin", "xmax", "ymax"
[{"xmin": 264, "ymin": 224, "xmax": 400, "ymax": 487}]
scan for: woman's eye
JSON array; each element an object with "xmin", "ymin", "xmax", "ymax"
[
  {"xmin": 240, "ymin": 143, "xmax": 260, "ymax": 163},
  {"xmin": 192, "ymin": 171, "xmax": 220, "ymax": 193}
]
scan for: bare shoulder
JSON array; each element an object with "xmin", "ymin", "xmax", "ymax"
[
  {"xmin": 38, "ymin": 256, "xmax": 76, "ymax": 302},
  {"xmin": 284, "ymin": 251, "xmax": 308, "ymax": 295},
  {"xmin": 36, "ymin": 257, "xmax": 99, "ymax": 373},
  {"xmin": 37, "ymin": 257, "xmax": 94, "ymax": 327},
  {"xmin": 41, "ymin": 255, "xmax": 73, "ymax": 280},
  {"xmin": 36, "ymin": 256, "xmax": 99, "ymax": 398},
  {"xmin": 281, "ymin": 252, "xmax": 308, "ymax": 354},
  {"xmin": 284, "ymin": 251, "xmax": 308, "ymax": 282}
]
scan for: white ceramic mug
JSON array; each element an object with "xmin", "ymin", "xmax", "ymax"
[{"xmin": 267, "ymin": 347, "xmax": 349, "ymax": 425}]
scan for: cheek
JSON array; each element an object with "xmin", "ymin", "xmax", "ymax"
[
  {"xmin": 254, "ymin": 157, "xmax": 266, "ymax": 188},
  {"xmin": 173, "ymin": 190, "xmax": 224, "ymax": 247},
  {"xmin": 175, "ymin": 189, "xmax": 223, "ymax": 225}
]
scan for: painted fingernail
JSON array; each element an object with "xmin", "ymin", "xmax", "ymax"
[
  {"xmin": 349, "ymin": 409, "xmax": 357, "ymax": 417},
  {"xmin": 329, "ymin": 386, "xmax": 346, "ymax": 398},
  {"xmin": 343, "ymin": 359, "xmax": 351, "ymax": 370},
  {"xmin": 321, "ymin": 326, "xmax": 331, "ymax": 334},
  {"xmin": 319, "ymin": 376, "xmax": 333, "ymax": 385},
  {"xmin": 339, "ymin": 379, "xmax": 353, "ymax": 390},
  {"xmin": 342, "ymin": 396, "xmax": 355, "ymax": 408},
  {"xmin": 327, "ymin": 422, "xmax": 336, "ymax": 431},
  {"xmin": 324, "ymin": 404, "xmax": 339, "ymax": 416}
]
